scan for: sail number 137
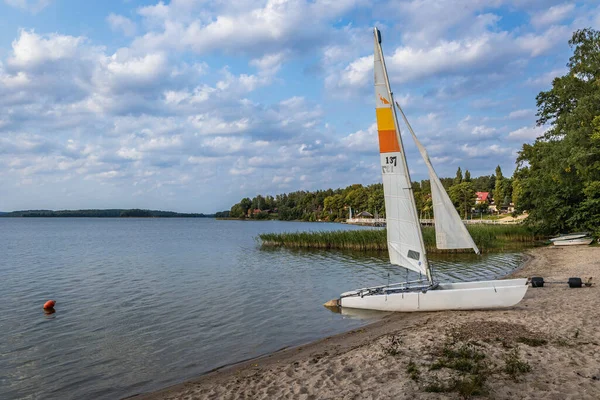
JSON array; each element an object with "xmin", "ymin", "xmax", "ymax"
[{"xmin": 382, "ymin": 156, "xmax": 397, "ymax": 174}]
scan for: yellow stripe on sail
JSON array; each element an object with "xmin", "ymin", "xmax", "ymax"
[{"xmin": 375, "ymin": 107, "xmax": 395, "ymax": 130}]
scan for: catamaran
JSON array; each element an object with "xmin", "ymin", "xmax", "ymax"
[{"xmin": 333, "ymin": 28, "xmax": 528, "ymax": 312}]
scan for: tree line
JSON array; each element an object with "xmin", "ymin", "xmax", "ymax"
[
  {"xmin": 229, "ymin": 28, "xmax": 600, "ymax": 235},
  {"xmin": 0, "ymin": 209, "xmax": 214, "ymax": 218},
  {"xmin": 227, "ymin": 166, "xmax": 512, "ymax": 222}
]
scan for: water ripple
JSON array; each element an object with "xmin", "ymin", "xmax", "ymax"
[{"xmin": 0, "ymin": 219, "xmax": 522, "ymax": 399}]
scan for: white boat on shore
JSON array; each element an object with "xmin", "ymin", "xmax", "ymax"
[
  {"xmin": 553, "ymin": 238, "xmax": 594, "ymax": 246},
  {"xmin": 549, "ymin": 232, "xmax": 590, "ymax": 242},
  {"xmin": 332, "ymin": 28, "xmax": 528, "ymax": 313}
]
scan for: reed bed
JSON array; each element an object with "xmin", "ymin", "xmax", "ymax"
[{"xmin": 259, "ymin": 225, "xmax": 543, "ymax": 253}]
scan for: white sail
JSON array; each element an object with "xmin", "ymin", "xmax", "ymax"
[
  {"xmin": 395, "ymin": 102, "xmax": 480, "ymax": 254},
  {"xmin": 335, "ymin": 28, "xmax": 528, "ymax": 314},
  {"xmin": 374, "ymin": 29, "xmax": 430, "ymax": 278}
]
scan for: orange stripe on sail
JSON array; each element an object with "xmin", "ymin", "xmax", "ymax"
[{"xmin": 378, "ymin": 129, "xmax": 400, "ymax": 153}]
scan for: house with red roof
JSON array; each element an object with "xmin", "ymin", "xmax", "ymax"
[{"xmin": 475, "ymin": 192, "xmax": 490, "ymax": 204}]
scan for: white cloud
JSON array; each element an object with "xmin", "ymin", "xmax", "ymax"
[
  {"xmin": 471, "ymin": 125, "xmax": 497, "ymax": 137},
  {"xmin": 461, "ymin": 143, "xmax": 514, "ymax": 157},
  {"xmin": 530, "ymin": 3, "xmax": 575, "ymax": 27},
  {"xmin": 341, "ymin": 123, "xmax": 377, "ymax": 152},
  {"xmin": 515, "ymin": 25, "xmax": 570, "ymax": 57},
  {"xmin": 107, "ymin": 14, "xmax": 137, "ymax": 37},
  {"xmin": 4, "ymin": 0, "xmax": 51, "ymax": 13},
  {"xmin": 132, "ymin": 0, "xmax": 361, "ymax": 55},
  {"xmin": 104, "ymin": 52, "xmax": 169, "ymax": 89},
  {"xmin": 525, "ymin": 67, "xmax": 568, "ymax": 87},
  {"xmin": 507, "ymin": 125, "xmax": 547, "ymax": 140},
  {"xmin": 250, "ymin": 51, "xmax": 288, "ymax": 75},
  {"xmin": 188, "ymin": 114, "xmax": 250, "ymax": 135},
  {"xmin": 8, "ymin": 30, "xmax": 90, "ymax": 69},
  {"xmin": 507, "ymin": 109, "xmax": 533, "ymax": 119},
  {"xmin": 386, "ymin": 0, "xmax": 502, "ymax": 45},
  {"xmin": 328, "ymin": 21, "xmax": 571, "ymax": 93}
]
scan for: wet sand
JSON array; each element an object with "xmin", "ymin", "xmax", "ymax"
[{"xmin": 132, "ymin": 246, "xmax": 600, "ymax": 399}]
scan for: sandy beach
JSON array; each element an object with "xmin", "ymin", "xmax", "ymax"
[{"xmin": 133, "ymin": 246, "xmax": 600, "ymax": 399}]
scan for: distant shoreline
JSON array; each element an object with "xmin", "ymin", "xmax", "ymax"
[{"xmin": 0, "ymin": 209, "xmax": 216, "ymax": 218}]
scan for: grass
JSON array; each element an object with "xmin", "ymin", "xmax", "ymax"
[
  {"xmin": 259, "ymin": 224, "xmax": 543, "ymax": 253},
  {"xmin": 425, "ymin": 342, "xmax": 490, "ymax": 398},
  {"xmin": 406, "ymin": 360, "xmax": 420, "ymax": 381},
  {"xmin": 416, "ymin": 324, "xmax": 538, "ymax": 398},
  {"xmin": 504, "ymin": 348, "xmax": 531, "ymax": 381},
  {"xmin": 431, "ymin": 343, "xmax": 486, "ymax": 374}
]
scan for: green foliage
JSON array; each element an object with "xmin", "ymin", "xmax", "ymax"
[
  {"xmin": 449, "ymin": 182, "xmax": 476, "ymax": 219},
  {"xmin": 120, "ymin": 209, "xmax": 152, "ymax": 217},
  {"xmin": 426, "ymin": 342, "xmax": 490, "ymax": 398},
  {"xmin": 503, "ymin": 348, "xmax": 531, "ymax": 381},
  {"xmin": 230, "ymin": 164, "xmax": 510, "ymax": 223},
  {"xmin": 455, "ymin": 167, "xmax": 463, "ymax": 185},
  {"xmin": 406, "ymin": 360, "xmax": 420, "ymax": 381},
  {"xmin": 464, "ymin": 169, "xmax": 471, "ymax": 182},
  {"xmin": 517, "ymin": 28, "xmax": 600, "ymax": 235},
  {"xmin": 494, "ymin": 165, "xmax": 504, "ymax": 205}
]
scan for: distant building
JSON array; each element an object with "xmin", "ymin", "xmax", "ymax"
[{"xmin": 475, "ymin": 192, "xmax": 490, "ymax": 204}]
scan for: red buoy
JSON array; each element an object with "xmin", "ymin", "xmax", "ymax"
[{"xmin": 43, "ymin": 300, "xmax": 56, "ymax": 310}]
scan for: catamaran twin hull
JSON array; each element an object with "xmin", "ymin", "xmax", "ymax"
[{"xmin": 340, "ymin": 279, "xmax": 528, "ymax": 312}]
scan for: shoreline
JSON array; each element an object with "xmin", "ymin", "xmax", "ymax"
[{"xmin": 131, "ymin": 246, "xmax": 600, "ymax": 399}]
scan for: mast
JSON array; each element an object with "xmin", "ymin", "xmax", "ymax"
[{"xmin": 374, "ymin": 27, "xmax": 432, "ymax": 284}]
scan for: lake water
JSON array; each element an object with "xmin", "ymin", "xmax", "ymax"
[{"xmin": 0, "ymin": 218, "xmax": 523, "ymax": 399}]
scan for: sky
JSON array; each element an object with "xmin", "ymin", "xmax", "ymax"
[{"xmin": 0, "ymin": 0, "xmax": 599, "ymax": 213}]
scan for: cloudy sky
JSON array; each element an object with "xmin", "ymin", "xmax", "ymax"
[{"xmin": 0, "ymin": 0, "xmax": 598, "ymax": 213}]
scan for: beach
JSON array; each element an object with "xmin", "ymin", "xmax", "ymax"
[{"xmin": 134, "ymin": 246, "xmax": 600, "ymax": 400}]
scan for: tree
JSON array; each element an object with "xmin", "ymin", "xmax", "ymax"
[
  {"xmin": 345, "ymin": 186, "xmax": 368, "ymax": 212},
  {"xmin": 464, "ymin": 170, "xmax": 471, "ymax": 182},
  {"xmin": 472, "ymin": 174, "xmax": 495, "ymax": 193},
  {"xmin": 449, "ymin": 182, "xmax": 476, "ymax": 219},
  {"xmin": 475, "ymin": 201, "xmax": 489, "ymax": 214},
  {"xmin": 454, "ymin": 167, "xmax": 463, "ymax": 185},
  {"xmin": 229, "ymin": 204, "xmax": 244, "ymax": 218},
  {"xmin": 240, "ymin": 198, "xmax": 252, "ymax": 215},
  {"xmin": 367, "ymin": 186, "xmax": 385, "ymax": 216},
  {"xmin": 494, "ymin": 165, "xmax": 504, "ymax": 205},
  {"xmin": 516, "ymin": 28, "xmax": 600, "ymax": 234}
]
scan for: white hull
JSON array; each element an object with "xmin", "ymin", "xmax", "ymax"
[
  {"xmin": 549, "ymin": 233, "xmax": 589, "ymax": 242},
  {"xmin": 340, "ymin": 279, "xmax": 528, "ymax": 312},
  {"xmin": 553, "ymin": 238, "xmax": 593, "ymax": 246}
]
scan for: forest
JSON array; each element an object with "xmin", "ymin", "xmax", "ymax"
[
  {"xmin": 228, "ymin": 28, "xmax": 600, "ymax": 236},
  {"xmin": 227, "ymin": 165, "xmax": 511, "ymax": 223}
]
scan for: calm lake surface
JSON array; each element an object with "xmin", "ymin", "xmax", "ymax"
[{"xmin": 0, "ymin": 218, "xmax": 523, "ymax": 399}]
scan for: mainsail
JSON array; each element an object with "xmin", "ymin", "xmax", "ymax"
[
  {"xmin": 374, "ymin": 28, "xmax": 430, "ymax": 280},
  {"xmin": 395, "ymin": 102, "xmax": 480, "ymax": 254}
]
